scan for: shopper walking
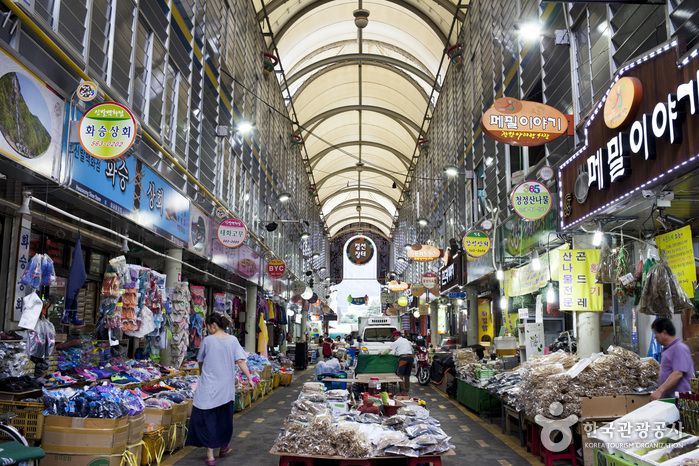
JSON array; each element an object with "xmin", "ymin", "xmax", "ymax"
[
  {"xmin": 186, "ymin": 313, "xmax": 255, "ymax": 465},
  {"xmin": 388, "ymin": 330, "xmax": 414, "ymax": 395},
  {"xmin": 650, "ymin": 317, "xmax": 694, "ymax": 401},
  {"xmin": 322, "ymin": 337, "xmax": 335, "ymax": 360}
]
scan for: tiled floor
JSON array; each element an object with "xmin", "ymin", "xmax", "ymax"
[{"xmin": 166, "ymin": 369, "xmax": 535, "ymax": 466}]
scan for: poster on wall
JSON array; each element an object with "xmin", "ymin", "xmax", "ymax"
[
  {"xmin": 655, "ymin": 226, "xmax": 696, "ymax": 298},
  {"xmin": 188, "ymin": 204, "xmax": 211, "ymax": 258},
  {"xmin": 0, "ymin": 46, "xmax": 65, "ymax": 181}
]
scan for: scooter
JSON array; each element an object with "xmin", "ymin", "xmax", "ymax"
[{"xmin": 415, "ymin": 344, "xmax": 431, "ymax": 385}]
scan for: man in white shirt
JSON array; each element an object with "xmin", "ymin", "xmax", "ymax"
[{"xmin": 388, "ymin": 330, "xmax": 414, "ymax": 394}]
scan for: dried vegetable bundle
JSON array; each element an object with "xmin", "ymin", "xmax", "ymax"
[{"xmin": 517, "ymin": 347, "xmax": 658, "ymax": 419}]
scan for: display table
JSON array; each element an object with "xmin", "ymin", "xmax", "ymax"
[
  {"xmin": 321, "ymin": 373, "xmax": 403, "ymax": 393},
  {"xmin": 456, "ymin": 379, "xmax": 499, "ymax": 415},
  {"xmin": 272, "ymin": 448, "xmax": 455, "ymax": 465}
]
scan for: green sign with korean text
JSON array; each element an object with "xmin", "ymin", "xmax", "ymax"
[
  {"xmin": 511, "ymin": 181, "xmax": 552, "ymax": 221},
  {"xmin": 462, "ymin": 230, "xmax": 491, "ymax": 257},
  {"xmin": 78, "ymin": 102, "xmax": 136, "ymax": 160}
]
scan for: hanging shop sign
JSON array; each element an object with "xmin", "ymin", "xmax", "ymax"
[
  {"xmin": 462, "ymin": 230, "xmax": 491, "ymax": 257},
  {"xmin": 217, "ymin": 218, "xmax": 247, "ymax": 248},
  {"xmin": 387, "ymin": 280, "xmax": 409, "ymax": 292},
  {"xmin": 0, "ymin": 47, "xmax": 65, "ymax": 181},
  {"xmin": 419, "ymin": 303, "xmax": 430, "ymax": 316},
  {"xmin": 77, "ymin": 81, "xmax": 98, "ymax": 102},
  {"xmin": 381, "ymin": 291, "xmax": 392, "ymax": 303},
  {"xmin": 411, "ymin": 284, "xmax": 425, "ymax": 297},
  {"xmin": 421, "ymin": 272, "xmax": 438, "ymax": 289},
  {"xmin": 386, "ymin": 307, "xmax": 398, "ymax": 316},
  {"xmin": 437, "ymin": 305, "xmax": 447, "ymax": 334},
  {"xmin": 322, "ymin": 305, "xmax": 331, "ymax": 314},
  {"xmin": 348, "ymin": 295, "xmax": 369, "ymax": 305},
  {"xmin": 397, "ymin": 296, "xmax": 409, "ymax": 307},
  {"xmin": 511, "ymin": 181, "xmax": 552, "ymax": 221},
  {"xmin": 480, "ymin": 97, "xmax": 571, "ymax": 146},
  {"xmin": 346, "ymin": 237, "xmax": 374, "ymax": 265},
  {"xmin": 655, "ymin": 226, "xmax": 697, "ymax": 298},
  {"xmin": 266, "ymin": 259, "xmax": 286, "ymax": 279},
  {"xmin": 78, "ymin": 102, "xmax": 137, "ymax": 160},
  {"xmin": 188, "ymin": 204, "xmax": 211, "ymax": 258},
  {"xmin": 558, "ymin": 249, "xmax": 603, "ymax": 311},
  {"xmin": 439, "ymin": 254, "xmax": 463, "ymax": 294},
  {"xmin": 478, "ymin": 299, "xmax": 493, "ymax": 343},
  {"xmin": 406, "ymin": 244, "xmax": 442, "ymax": 262},
  {"xmin": 558, "ymin": 40, "xmax": 699, "ymax": 229},
  {"xmin": 292, "ymin": 281, "xmax": 306, "ymax": 295}
]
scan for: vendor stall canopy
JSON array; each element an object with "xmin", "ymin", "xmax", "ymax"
[{"xmin": 254, "ymin": 0, "xmax": 468, "ymax": 238}]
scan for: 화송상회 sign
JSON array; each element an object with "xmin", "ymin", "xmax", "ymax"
[{"xmin": 78, "ymin": 102, "xmax": 136, "ymax": 160}]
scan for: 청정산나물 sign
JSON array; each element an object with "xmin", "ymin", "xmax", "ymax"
[{"xmin": 511, "ymin": 181, "xmax": 552, "ymax": 221}]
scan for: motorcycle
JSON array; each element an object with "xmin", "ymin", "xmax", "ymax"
[{"xmin": 415, "ymin": 344, "xmax": 431, "ymax": 385}]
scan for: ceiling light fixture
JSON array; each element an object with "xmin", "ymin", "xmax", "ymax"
[
  {"xmin": 353, "ymin": 8, "xmax": 369, "ymax": 28},
  {"xmin": 593, "ymin": 222, "xmax": 604, "ymax": 247},
  {"xmin": 546, "ymin": 281, "xmax": 557, "ymax": 303},
  {"xmin": 496, "ymin": 268, "xmax": 504, "ymax": 280},
  {"xmin": 237, "ymin": 120, "xmax": 253, "ymax": 134},
  {"xmin": 300, "ymin": 232, "xmax": 310, "ymax": 240},
  {"xmin": 121, "ymin": 236, "xmax": 130, "ymax": 253},
  {"xmin": 278, "ymin": 192, "xmax": 291, "ymax": 202},
  {"xmin": 312, "ymin": 252, "xmax": 320, "ymax": 260},
  {"xmin": 485, "ymin": 156, "xmax": 494, "ymax": 166},
  {"xmin": 418, "ymin": 218, "xmax": 428, "ymax": 227}
]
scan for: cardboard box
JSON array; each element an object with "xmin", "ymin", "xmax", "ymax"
[
  {"xmin": 125, "ymin": 443, "xmax": 142, "ymax": 466},
  {"xmin": 42, "ymin": 415, "xmax": 128, "ymax": 454},
  {"xmin": 171, "ymin": 403, "xmax": 187, "ymax": 424},
  {"xmin": 42, "ymin": 453, "xmax": 124, "ymax": 466},
  {"xmin": 144, "ymin": 407, "xmax": 172, "ymax": 431},
  {"xmin": 684, "ymin": 339, "xmax": 699, "ymax": 353},
  {"xmin": 127, "ymin": 412, "xmax": 146, "ymax": 445},
  {"xmin": 579, "ymin": 395, "xmax": 651, "ymax": 419},
  {"xmin": 185, "ymin": 399, "xmax": 193, "ymax": 417}
]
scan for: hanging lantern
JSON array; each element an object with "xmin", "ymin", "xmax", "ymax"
[
  {"xmin": 263, "ymin": 53, "xmax": 278, "ymax": 76},
  {"xmin": 417, "ymin": 139, "xmax": 430, "ymax": 155},
  {"xmin": 447, "ymin": 43, "xmax": 463, "ymax": 67},
  {"xmin": 291, "ymin": 133, "xmax": 303, "ymax": 148},
  {"xmin": 301, "ymin": 287, "xmax": 313, "ymax": 300}
]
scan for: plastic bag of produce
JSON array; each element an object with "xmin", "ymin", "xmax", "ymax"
[
  {"xmin": 638, "ymin": 262, "xmax": 693, "ymax": 317},
  {"xmin": 596, "ymin": 242, "xmax": 615, "ymax": 284}
]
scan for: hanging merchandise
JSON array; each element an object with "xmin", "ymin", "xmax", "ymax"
[
  {"xmin": 170, "ymin": 282, "xmax": 192, "ymax": 368},
  {"xmin": 612, "ymin": 243, "xmax": 636, "ymax": 305},
  {"xmin": 595, "ymin": 242, "xmax": 615, "ymax": 284},
  {"xmin": 638, "ymin": 261, "xmax": 694, "ymax": 317},
  {"xmin": 62, "ymin": 233, "xmax": 87, "ymax": 327},
  {"xmin": 19, "ymin": 253, "xmax": 56, "ymax": 290},
  {"xmin": 189, "ymin": 285, "xmax": 207, "ymax": 348},
  {"xmin": 27, "ymin": 318, "xmax": 56, "ymax": 360},
  {"xmin": 18, "ymin": 291, "xmax": 43, "ymax": 330}
]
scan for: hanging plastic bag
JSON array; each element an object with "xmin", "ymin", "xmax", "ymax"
[
  {"xmin": 647, "ymin": 320, "xmax": 663, "ymax": 363},
  {"xmin": 638, "ymin": 262, "xmax": 693, "ymax": 317},
  {"xmin": 125, "ymin": 307, "xmax": 156, "ymax": 338},
  {"xmin": 18, "ymin": 291, "xmax": 42, "ymax": 330},
  {"xmin": 596, "ymin": 242, "xmax": 615, "ymax": 284},
  {"xmin": 27, "ymin": 318, "xmax": 55, "ymax": 359}
]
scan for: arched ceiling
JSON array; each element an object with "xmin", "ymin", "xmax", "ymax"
[{"xmin": 253, "ymin": 0, "xmax": 467, "ymax": 238}]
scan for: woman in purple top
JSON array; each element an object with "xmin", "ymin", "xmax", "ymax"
[
  {"xmin": 650, "ymin": 317, "xmax": 694, "ymax": 400},
  {"xmin": 186, "ymin": 313, "xmax": 255, "ymax": 465}
]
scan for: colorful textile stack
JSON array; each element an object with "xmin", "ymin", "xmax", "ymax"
[
  {"xmin": 170, "ymin": 283, "xmax": 191, "ymax": 368},
  {"xmin": 189, "ymin": 286, "xmax": 206, "ymax": 348}
]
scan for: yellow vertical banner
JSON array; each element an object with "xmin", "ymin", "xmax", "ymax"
[
  {"xmin": 478, "ymin": 299, "xmax": 493, "ymax": 342},
  {"xmin": 558, "ymin": 249, "xmax": 603, "ymax": 311},
  {"xmin": 655, "ymin": 226, "xmax": 696, "ymax": 298},
  {"xmin": 503, "ymin": 312, "xmax": 519, "ymax": 336}
]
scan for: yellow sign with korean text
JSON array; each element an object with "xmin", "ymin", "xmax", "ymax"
[
  {"xmin": 478, "ymin": 299, "xmax": 493, "ymax": 342},
  {"xmin": 503, "ymin": 312, "xmax": 519, "ymax": 336},
  {"xmin": 656, "ymin": 226, "xmax": 696, "ymax": 298},
  {"xmin": 558, "ymin": 249, "xmax": 603, "ymax": 311},
  {"xmin": 502, "ymin": 244, "xmax": 568, "ymax": 297}
]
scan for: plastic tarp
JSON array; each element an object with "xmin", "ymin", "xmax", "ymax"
[
  {"xmin": 356, "ymin": 354, "xmax": 398, "ymax": 374},
  {"xmin": 429, "ymin": 352, "xmax": 455, "ymax": 384}
]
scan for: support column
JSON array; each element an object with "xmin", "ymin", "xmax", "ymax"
[
  {"xmin": 430, "ymin": 301, "xmax": 439, "ymax": 348},
  {"xmin": 245, "ymin": 283, "xmax": 257, "ymax": 353},
  {"xmin": 300, "ymin": 305, "xmax": 307, "ymax": 342},
  {"xmin": 465, "ymin": 286, "xmax": 479, "ymax": 346},
  {"xmin": 573, "ymin": 235, "xmax": 600, "ymax": 358},
  {"xmin": 162, "ymin": 248, "xmax": 183, "ymax": 366}
]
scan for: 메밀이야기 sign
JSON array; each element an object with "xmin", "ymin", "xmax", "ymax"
[{"xmin": 481, "ymin": 97, "xmax": 570, "ymax": 146}]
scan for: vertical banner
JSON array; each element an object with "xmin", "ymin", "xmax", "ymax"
[
  {"xmin": 524, "ymin": 322, "xmax": 545, "ymax": 357},
  {"xmin": 559, "ymin": 249, "xmax": 603, "ymax": 311},
  {"xmin": 437, "ymin": 305, "xmax": 446, "ymax": 334},
  {"xmin": 12, "ymin": 216, "xmax": 31, "ymax": 321},
  {"xmin": 478, "ymin": 299, "xmax": 493, "ymax": 342},
  {"xmin": 655, "ymin": 226, "xmax": 696, "ymax": 298}
]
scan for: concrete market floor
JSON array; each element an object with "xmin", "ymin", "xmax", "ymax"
[{"xmin": 166, "ymin": 368, "xmax": 537, "ymax": 466}]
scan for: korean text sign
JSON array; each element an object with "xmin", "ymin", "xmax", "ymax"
[
  {"xmin": 558, "ymin": 249, "xmax": 603, "ymax": 311},
  {"xmin": 655, "ymin": 226, "xmax": 696, "ymax": 298},
  {"xmin": 511, "ymin": 181, "xmax": 552, "ymax": 221}
]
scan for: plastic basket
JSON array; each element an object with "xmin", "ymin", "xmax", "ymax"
[
  {"xmin": 272, "ymin": 373, "xmax": 280, "ymax": 388},
  {"xmin": 279, "ymin": 373, "xmax": 293, "ymax": 386},
  {"xmin": 263, "ymin": 379, "xmax": 272, "ymax": 396},
  {"xmin": 0, "ymin": 400, "xmax": 45, "ymax": 440}
]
